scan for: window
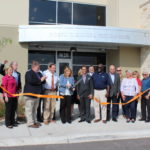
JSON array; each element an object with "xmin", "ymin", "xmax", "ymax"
[
  {"xmin": 29, "ymin": 0, "xmax": 56, "ymax": 24},
  {"xmin": 58, "ymin": 2, "xmax": 72, "ymax": 24},
  {"xmin": 73, "ymin": 4, "xmax": 106, "ymax": 26},
  {"xmin": 73, "ymin": 52, "xmax": 106, "ymax": 76},
  {"xmin": 28, "ymin": 51, "xmax": 56, "ymax": 71},
  {"xmin": 29, "ymin": 0, "xmax": 106, "ymax": 26}
]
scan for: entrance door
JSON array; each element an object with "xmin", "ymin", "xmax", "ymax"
[{"xmin": 57, "ymin": 59, "xmax": 72, "ymax": 75}]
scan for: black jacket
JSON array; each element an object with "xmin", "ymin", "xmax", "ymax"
[
  {"xmin": 24, "ymin": 69, "xmax": 45, "ymax": 97},
  {"xmin": 16, "ymin": 71, "xmax": 22, "ymax": 92},
  {"xmin": 77, "ymin": 74, "xmax": 94, "ymax": 97},
  {"xmin": 0, "ymin": 64, "xmax": 5, "ymax": 76}
]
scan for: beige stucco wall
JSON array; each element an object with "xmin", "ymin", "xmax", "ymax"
[
  {"xmin": 106, "ymin": 46, "xmax": 141, "ymax": 74},
  {"xmin": 0, "ymin": 25, "xmax": 28, "ymax": 88},
  {"xmin": 141, "ymin": 46, "xmax": 150, "ymax": 72},
  {"xmin": 0, "ymin": 0, "xmax": 29, "ymax": 25},
  {"xmin": 119, "ymin": 46, "xmax": 141, "ymax": 73},
  {"xmin": 0, "ymin": 0, "xmax": 144, "ymax": 29},
  {"xmin": 117, "ymin": 0, "xmax": 141, "ymax": 29},
  {"xmin": 106, "ymin": 49, "xmax": 120, "ymax": 68}
]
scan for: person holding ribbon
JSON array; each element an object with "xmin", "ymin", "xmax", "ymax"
[
  {"xmin": 121, "ymin": 70, "xmax": 139, "ymax": 123},
  {"xmin": 59, "ymin": 67, "xmax": 74, "ymax": 124},
  {"xmin": 24, "ymin": 61, "xmax": 46, "ymax": 128},
  {"xmin": 43, "ymin": 63, "xmax": 59, "ymax": 125},
  {"xmin": 2, "ymin": 67, "xmax": 18, "ymax": 129}
]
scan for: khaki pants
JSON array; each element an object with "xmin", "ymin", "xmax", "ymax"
[
  {"xmin": 94, "ymin": 89, "xmax": 107, "ymax": 120},
  {"xmin": 24, "ymin": 96, "xmax": 39, "ymax": 126},
  {"xmin": 43, "ymin": 90, "xmax": 56, "ymax": 122}
]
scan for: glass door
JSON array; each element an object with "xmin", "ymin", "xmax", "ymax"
[{"xmin": 57, "ymin": 59, "xmax": 72, "ymax": 75}]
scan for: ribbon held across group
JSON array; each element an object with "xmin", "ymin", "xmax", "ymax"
[{"xmin": 0, "ymin": 85, "xmax": 150, "ymax": 105}]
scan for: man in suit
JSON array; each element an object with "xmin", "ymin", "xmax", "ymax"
[
  {"xmin": 24, "ymin": 61, "xmax": 46, "ymax": 128},
  {"xmin": 107, "ymin": 65, "xmax": 120, "ymax": 122},
  {"xmin": 77, "ymin": 65, "xmax": 93, "ymax": 123}
]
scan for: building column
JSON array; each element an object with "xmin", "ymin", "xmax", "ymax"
[{"xmin": 141, "ymin": 46, "xmax": 150, "ymax": 72}]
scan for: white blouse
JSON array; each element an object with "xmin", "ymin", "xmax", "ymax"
[{"xmin": 121, "ymin": 78, "xmax": 138, "ymax": 96}]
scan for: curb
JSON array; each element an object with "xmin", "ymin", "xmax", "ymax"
[{"xmin": 0, "ymin": 130, "xmax": 150, "ymax": 147}]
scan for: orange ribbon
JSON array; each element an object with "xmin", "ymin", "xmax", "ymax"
[
  {"xmin": 0, "ymin": 86, "xmax": 64, "ymax": 99},
  {"xmin": 93, "ymin": 88, "xmax": 150, "ymax": 105},
  {"xmin": 1, "ymin": 85, "xmax": 150, "ymax": 105}
]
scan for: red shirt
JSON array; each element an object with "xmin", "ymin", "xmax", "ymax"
[
  {"xmin": 136, "ymin": 78, "xmax": 142, "ymax": 87},
  {"xmin": 2, "ymin": 75, "xmax": 17, "ymax": 97}
]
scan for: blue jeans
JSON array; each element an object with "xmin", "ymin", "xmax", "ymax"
[{"xmin": 124, "ymin": 96, "xmax": 136, "ymax": 119}]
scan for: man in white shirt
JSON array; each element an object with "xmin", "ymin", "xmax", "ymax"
[
  {"xmin": 43, "ymin": 63, "xmax": 59, "ymax": 125},
  {"xmin": 88, "ymin": 65, "xmax": 95, "ymax": 77}
]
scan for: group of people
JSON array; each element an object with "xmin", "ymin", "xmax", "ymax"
[{"xmin": 0, "ymin": 60, "xmax": 150, "ymax": 129}]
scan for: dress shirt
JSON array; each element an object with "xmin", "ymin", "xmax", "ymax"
[
  {"xmin": 109, "ymin": 73, "xmax": 115, "ymax": 84},
  {"xmin": 82, "ymin": 74, "xmax": 86, "ymax": 83},
  {"xmin": 43, "ymin": 70, "xmax": 59, "ymax": 90},
  {"xmin": 12, "ymin": 71, "xmax": 19, "ymax": 86},
  {"xmin": 121, "ymin": 78, "xmax": 138, "ymax": 96}
]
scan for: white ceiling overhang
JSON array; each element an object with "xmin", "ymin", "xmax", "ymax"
[{"xmin": 19, "ymin": 25, "xmax": 150, "ymax": 46}]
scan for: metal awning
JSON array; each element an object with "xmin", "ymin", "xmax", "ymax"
[{"xmin": 19, "ymin": 25, "xmax": 150, "ymax": 46}]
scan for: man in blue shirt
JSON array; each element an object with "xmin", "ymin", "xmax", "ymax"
[
  {"xmin": 92, "ymin": 64, "xmax": 110, "ymax": 124},
  {"xmin": 140, "ymin": 71, "xmax": 150, "ymax": 122}
]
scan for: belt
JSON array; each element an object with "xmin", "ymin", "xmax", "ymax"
[
  {"xmin": 95, "ymin": 89, "xmax": 106, "ymax": 91},
  {"xmin": 45, "ymin": 89, "xmax": 56, "ymax": 92}
]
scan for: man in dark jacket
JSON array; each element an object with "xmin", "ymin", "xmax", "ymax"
[
  {"xmin": 24, "ymin": 61, "xmax": 46, "ymax": 128},
  {"xmin": 77, "ymin": 66, "xmax": 93, "ymax": 123},
  {"xmin": 107, "ymin": 65, "xmax": 120, "ymax": 122},
  {"xmin": 0, "ymin": 60, "xmax": 8, "ymax": 76}
]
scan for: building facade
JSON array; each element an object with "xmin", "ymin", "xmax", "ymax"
[{"xmin": 0, "ymin": 0, "xmax": 150, "ymax": 84}]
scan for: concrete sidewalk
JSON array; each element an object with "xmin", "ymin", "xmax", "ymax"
[{"xmin": 0, "ymin": 101, "xmax": 150, "ymax": 147}]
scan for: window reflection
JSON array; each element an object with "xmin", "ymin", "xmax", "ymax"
[
  {"xmin": 29, "ymin": 0, "xmax": 106, "ymax": 26},
  {"xmin": 73, "ymin": 3, "xmax": 106, "ymax": 26},
  {"xmin": 29, "ymin": 0, "xmax": 56, "ymax": 24},
  {"xmin": 58, "ymin": 2, "xmax": 72, "ymax": 24}
]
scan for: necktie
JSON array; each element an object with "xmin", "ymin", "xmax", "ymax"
[{"xmin": 51, "ymin": 74, "xmax": 54, "ymax": 90}]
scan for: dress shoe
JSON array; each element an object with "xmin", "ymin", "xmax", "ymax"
[
  {"xmin": 37, "ymin": 119, "xmax": 43, "ymax": 123},
  {"xmin": 13, "ymin": 124, "xmax": 18, "ymax": 127},
  {"xmin": 131, "ymin": 119, "xmax": 135, "ymax": 123},
  {"xmin": 35, "ymin": 122, "xmax": 42, "ymax": 126},
  {"xmin": 112, "ymin": 118, "xmax": 118, "ymax": 122},
  {"xmin": 6, "ymin": 125, "xmax": 13, "ymax": 129},
  {"xmin": 78, "ymin": 119, "xmax": 85, "ymax": 123},
  {"xmin": 86, "ymin": 120, "xmax": 91, "ymax": 124},
  {"xmin": 44, "ymin": 121, "xmax": 49, "ymax": 125},
  {"xmin": 94, "ymin": 119, "xmax": 101, "ymax": 123},
  {"xmin": 50, "ymin": 120, "xmax": 56, "ymax": 123},
  {"xmin": 126, "ymin": 119, "xmax": 130, "ymax": 123},
  {"xmin": 139, "ymin": 118, "xmax": 145, "ymax": 121},
  {"xmin": 145, "ymin": 120, "xmax": 150, "ymax": 123},
  {"xmin": 28, "ymin": 124, "xmax": 39, "ymax": 128},
  {"xmin": 102, "ymin": 120, "xmax": 107, "ymax": 124}
]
